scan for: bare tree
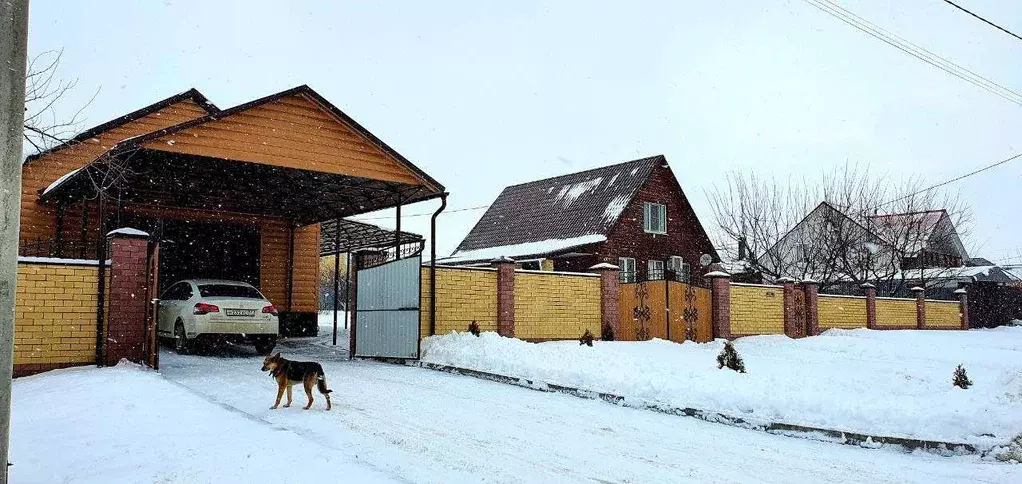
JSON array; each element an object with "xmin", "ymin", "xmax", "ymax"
[
  {"xmin": 707, "ymin": 163, "xmax": 973, "ymax": 296},
  {"xmin": 22, "ymin": 49, "xmax": 97, "ymax": 154}
]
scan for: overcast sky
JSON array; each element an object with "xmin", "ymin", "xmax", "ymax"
[{"xmin": 27, "ymin": 0, "xmax": 1022, "ymax": 262}]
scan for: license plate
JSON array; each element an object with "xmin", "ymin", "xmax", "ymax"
[{"xmin": 224, "ymin": 309, "xmax": 256, "ymax": 317}]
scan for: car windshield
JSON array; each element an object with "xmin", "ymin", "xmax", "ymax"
[{"xmin": 197, "ymin": 284, "xmax": 263, "ymax": 299}]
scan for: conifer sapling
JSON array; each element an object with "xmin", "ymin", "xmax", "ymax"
[
  {"xmin": 952, "ymin": 364, "xmax": 972, "ymax": 389},
  {"xmin": 580, "ymin": 329, "xmax": 595, "ymax": 347},
  {"xmin": 716, "ymin": 340, "xmax": 746, "ymax": 373},
  {"xmin": 468, "ymin": 321, "xmax": 480, "ymax": 337}
]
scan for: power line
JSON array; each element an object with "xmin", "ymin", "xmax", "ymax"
[
  {"xmin": 803, "ymin": 0, "xmax": 1022, "ymax": 106},
  {"xmin": 878, "ymin": 152, "xmax": 1022, "ymax": 207},
  {"xmin": 350, "ymin": 204, "xmax": 490, "ymax": 222},
  {"xmin": 942, "ymin": 0, "xmax": 1022, "ymax": 43}
]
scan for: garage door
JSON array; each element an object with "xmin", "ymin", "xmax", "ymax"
[{"xmin": 354, "ymin": 255, "xmax": 421, "ymax": 359}]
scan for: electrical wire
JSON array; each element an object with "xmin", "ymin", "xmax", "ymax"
[{"xmin": 942, "ymin": 0, "xmax": 1022, "ymax": 43}]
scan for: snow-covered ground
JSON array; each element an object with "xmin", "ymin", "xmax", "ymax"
[
  {"xmin": 421, "ymin": 327, "xmax": 1022, "ymax": 448},
  {"xmin": 9, "ymin": 363, "xmax": 393, "ymax": 483},
  {"xmin": 12, "ymin": 326, "xmax": 1022, "ymax": 483}
]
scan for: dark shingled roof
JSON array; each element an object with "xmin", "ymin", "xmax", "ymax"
[{"xmin": 453, "ymin": 155, "xmax": 663, "ymax": 254}]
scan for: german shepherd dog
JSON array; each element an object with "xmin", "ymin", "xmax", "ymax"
[{"xmin": 261, "ymin": 353, "xmax": 333, "ymax": 410}]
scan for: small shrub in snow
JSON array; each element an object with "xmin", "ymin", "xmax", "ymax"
[
  {"xmin": 579, "ymin": 329, "xmax": 594, "ymax": 347},
  {"xmin": 468, "ymin": 321, "xmax": 480, "ymax": 337},
  {"xmin": 601, "ymin": 323, "xmax": 614, "ymax": 341},
  {"xmin": 952, "ymin": 364, "xmax": 972, "ymax": 389},
  {"xmin": 716, "ymin": 341, "xmax": 746, "ymax": 373}
]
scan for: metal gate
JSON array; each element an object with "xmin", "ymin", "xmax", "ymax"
[{"xmin": 354, "ymin": 255, "xmax": 421, "ymax": 359}]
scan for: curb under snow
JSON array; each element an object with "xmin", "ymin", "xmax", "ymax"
[{"xmin": 409, "ymin": 360, "xmax": 981, "ymax": 456}]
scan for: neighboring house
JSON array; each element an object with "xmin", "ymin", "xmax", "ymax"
[
  {"xmin": 441, "ymin": 155, "xmax": 719, "ymax": 283},
  {"xmin": 865, "ymin": 210, "xmax": 968, "ymax": 269}
]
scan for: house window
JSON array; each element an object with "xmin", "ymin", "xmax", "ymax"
[
  {"xmin": 648, "ymin": 259, "xmax": 665, "ymax": 281},
  {"xmin": 619, "ymin": 257, "xmax": 636, "ymax": 283},
  {"xmin": 668, "ymin": 256, "xmax": 691, "ymax": 283},
  {"xmin": 643, "ymin": 202, "xmax": 667, "ymax": 235}
]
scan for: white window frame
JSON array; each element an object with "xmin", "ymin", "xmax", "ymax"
[
  {"xmin": 619, "ymin": 257, "xmax": 636, "ymax": 283},
  {"xmin": 648, "ymin": 259, "xmax": 665, "ymax": 280},
  {"xmin": 644, "ymin": 202, "xmax": 667, "ymax": 235}
]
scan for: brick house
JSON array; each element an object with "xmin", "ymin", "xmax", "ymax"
[{"xmin": 441, "ymin": 155, "xmax": 719, "ymax": 283}]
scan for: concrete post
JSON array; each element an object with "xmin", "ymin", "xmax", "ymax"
[
  {"xmin": 955, "ymin": 288, "xmax": 969, "ymax": 330},
  {"xmin": 493, "ymin": 257, "xmax": 516, "ymax": 338},
  {"xmin": 911, "ymin": 286, "xmax": 926, "ymax": 330},
  {"xmin": 104, "ymin": 229, "xmax": 151, "ymax": 366},
  {"xmin": 0, "ymin": 1, "xmax": 28, "ymax": 478},
  {"xmin": 707, "ymin": 270, "xmax": 731, "ymax": 340},
  {"xmin": 861, "ymin": 283, "xmax": 877, "ymax": 329},
  {"xmin": 802, "ymin": 279, "xmax": 820, "ymax": 336},
  {"xmin": 590, "ymin": 263, "xmax": 620, "ymax": 340}
]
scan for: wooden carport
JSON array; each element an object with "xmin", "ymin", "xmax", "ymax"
[{"xmin": 31, "ymin": 85, "xmax": 446, "ymax": 345}]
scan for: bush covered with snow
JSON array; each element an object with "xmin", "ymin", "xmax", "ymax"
[
  {"xmin": 716, "ymin": 340, "xmax": 746, "ymax": 373},
  {"xmin": 421, "ymin": 327, "xmax": 1022, "ymax": 448}
]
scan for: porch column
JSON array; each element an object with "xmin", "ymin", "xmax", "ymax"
[
  {"xmin": 104, "ymin": 229, "xmax": 151, "ymax": 366},
  {"xmin": 348, "ymin": 251, "xmax": 360, "ymax": 359},
  {"xmin": 707, "ymin": 270, "xmax": 731, "ymax": 340},
  {"xmin": 779, "ymin": 277, "xmax": 797, "ymax": 338},
  {"xmin": 493, "ymin": 256, "xmax": 516, "ymax": 338},
  {"xmin": 590, "ymin": 263, "xmax": 620, "ymax": 340},
  {"xmin": 955, "ymin": 288, "xmax": 969, "ymax": 330},
  {"xmin": 802, "ymin": 278, "xmax": 820, "ymax": 336},
  {"xmin": 862, "ymin": 283, "xmax": 877, "ymax": 329},
  {"xmin": 911, "ymin": 286, "xmax": 926, "ymax": 329}
]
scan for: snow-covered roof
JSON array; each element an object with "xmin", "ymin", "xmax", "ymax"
[
  {"xmin": 452, "ymin": 156, "xmax": 662, "ymax": 258},
  {"xmin": 42, "ymin": 167, "xmax": 83, "ymax": 196},
  {"xmin": 897, "ymin": 265, "xmax": 1020, "ymax": 283},
  {"xmin": 442, "ymin": 235, "xmax": 608, "ymax": 264}
]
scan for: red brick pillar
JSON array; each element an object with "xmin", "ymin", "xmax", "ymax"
[
  {"xmin": 493, "ymin": 257, "xmax": 516, "ymax": 338},
  {"xmin": 779, "ymin": 277, "xmax": 798, "ymax": 338},
  {"xmin": 105, "ymin": 229, "xmax": 151, "ymax": 366},
  {"xmin": 862, "ymin": 283, "xmax": 877, "ymax": 329},
  {"xmin": 802, "ymin": 279, "xmax": 820, "ymax": 336},
  {"xmin": 911, "ymin": 286, "xmax": 926, "ymax": 330},
  {"xmin": 955, "ymin": 288, "xmax": 969, "ymax": 330},
  {"xmin": 707, "ymin": 270, "xmax": 731, "ymax": 340},
  {"xmin": 590, "ymin": 263, "xmax": 621, "ymax": 340}
]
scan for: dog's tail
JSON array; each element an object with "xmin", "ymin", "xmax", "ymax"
[{"xmin": 316, "ymin": 373, "xmax": 333, "ymax": 394}]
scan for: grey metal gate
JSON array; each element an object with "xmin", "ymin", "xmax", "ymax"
[{"xmin": 355, "ymin": 255, "xmax": 421, "ymax": 358}]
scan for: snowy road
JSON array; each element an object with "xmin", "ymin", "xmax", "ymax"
[{"xmin": 156, "ymin": 333, "xmax": 1019, "ymax": 483}]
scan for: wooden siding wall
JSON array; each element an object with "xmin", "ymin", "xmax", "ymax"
[
  {"xmin": 143, "ymin": 93, "xmax": 421, "ymax": 185},
  {"xmin": 926, "ymin": 300, "xmax": 961, "ymax": 329},
  {"xmin": 817, "ymin": 295, "xmax": 868, "ymax": 330},
  {"xmin": 259, "ymin": 219, "xmax": 289, "ymax": 309},
  {"xmin": 419, "ymin": 267, "xmax": 498, "ymax": 339},
  {"xmin": 20, "ymin": 100, "xmax": 210, "ymax": 248},
  {"xmin": 291, "ymin": 224, "xmax": 320, "ymax": 313},
  {"xmin": 730, "ymin": 284, "xmax": 784, "ymax": 335}
]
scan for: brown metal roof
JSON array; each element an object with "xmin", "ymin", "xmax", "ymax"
[{"xmin": 454, "ymin": 155, "xmax": 663, "ymax": 253}]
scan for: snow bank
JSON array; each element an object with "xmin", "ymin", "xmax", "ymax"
[
  {"xmin": 10, "ymin": 363, "xmax": 392, "ymax": 483},
  {"xmin": 421, "ymin": 328, "xmax": 1022, "ymax": 448}
]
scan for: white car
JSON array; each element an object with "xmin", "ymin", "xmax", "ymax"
[{"xmin": 158, "ymin": 279, "xmax": 279, "ymax": 355}]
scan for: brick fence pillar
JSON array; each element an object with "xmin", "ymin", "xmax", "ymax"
[
  {"xmin": 493, "ymin": 257, "xmax": 516, "ymax": 338},
  {"xmin": 861, "ymin": 283, "xmax": 877, "ymax": 329},
  {"xmin": 779, "ymin": 277, "xmax": 797, "ymax": 338},
  {"xmin": 802, "ymin": 278, "xmax": 820, "ymax": 336},
  {"xmin": 955, "ymin": 288, "xmax": 969, "ymax": 330},
  {"xmin": 590, "ymin": 263, "xmax": 621, "ymax": 340},
  {"xmin": 707, "ymin": 270, "xmax": 731, "ymax": 340},
  {"xmin": 104, "ymin": 229, "xmax": 151, "ymax": 366},
  {"xmin": 911, "ymin": 286, "xmax": 926, "ymax": 330}
]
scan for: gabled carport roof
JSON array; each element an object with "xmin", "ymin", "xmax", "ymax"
[{"xmin": 38, "ymin": 85, "xmax": 446, "ymax": 225}]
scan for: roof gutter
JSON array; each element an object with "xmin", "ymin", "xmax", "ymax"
[{"xmin": 429, "ymin": 193, "xmax": 448, "ymax": 337}]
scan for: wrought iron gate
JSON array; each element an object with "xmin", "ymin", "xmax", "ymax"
[{"xmin": 354, "ymin": 255, "xmax": 421, "ymax": 359}]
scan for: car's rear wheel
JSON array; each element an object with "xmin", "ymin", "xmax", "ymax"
[
  {"xmin": 253, "ymin": 336, "xmax": 278, "ymax": 356},
  {"xmin": 174, "ymin": 321, "xmax": 194, "ymax": 355}
]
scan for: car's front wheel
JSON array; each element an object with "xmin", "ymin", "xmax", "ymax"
[
  {"xmin": 174, "ymin": 320, "xmax": 194, "ymax": 355},
  {"xmin": 253, "ymin": 335, "xmax": 278, "ymax": 356}
]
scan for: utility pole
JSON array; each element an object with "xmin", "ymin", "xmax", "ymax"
[{"xmin": 0, "ymin": 1, "xmax": 30, "ymax": 481}]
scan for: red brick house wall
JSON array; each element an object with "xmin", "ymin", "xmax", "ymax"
[{"xmin": 555, "ymin": 164, "xmax": 717, "ymax": 284}]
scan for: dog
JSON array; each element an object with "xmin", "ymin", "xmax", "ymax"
[{"xmin": 261, "ymin": 353, "xmax": 332, "ymax": 410}]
